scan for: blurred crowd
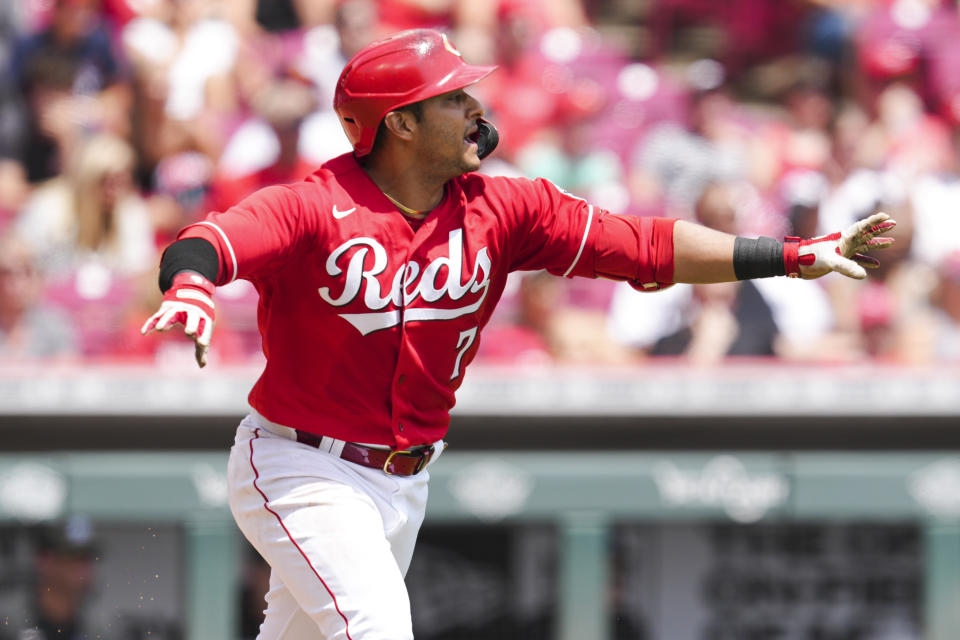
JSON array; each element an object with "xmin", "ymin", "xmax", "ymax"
[{"xmin": 1, "ymin": 0, "xmax": 959, "ymax": 367}]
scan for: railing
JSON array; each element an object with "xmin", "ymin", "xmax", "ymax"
[{"xmin": 0, "ymin": 361, "xmax": 958, "ymax": 417}]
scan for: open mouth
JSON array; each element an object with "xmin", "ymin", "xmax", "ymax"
[{"xmin": 465, "ymin": 128, "xmax": 480, "ymax": 146}]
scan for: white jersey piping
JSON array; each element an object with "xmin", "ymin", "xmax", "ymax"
[
  {"xmin": 194, "ymin": 221, "xmax": 238, "ymax": 283},
  {"xmin": 563, "ymin": 204, "xmax": 594, "ymax": 278}
]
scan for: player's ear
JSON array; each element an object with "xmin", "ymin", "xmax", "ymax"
[{"xmin": 382, "ymin": 110, "xmax": 416, "ymax": 144}]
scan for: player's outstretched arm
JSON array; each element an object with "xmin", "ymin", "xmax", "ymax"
[
  {"xmin": 672, "ymin": 212, "xmax": 896, "ymax": 284},
  {"xmin": 140, "ymin": 238, "xmax": 221, "ymax": 368}
]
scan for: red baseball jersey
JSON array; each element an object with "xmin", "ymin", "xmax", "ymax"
[{"xmin": 179, "ymin": 153, "xmax": 676, "ymax": 449}]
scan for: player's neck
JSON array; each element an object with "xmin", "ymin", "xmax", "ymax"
[
  {"xmin": 383, "ymin": 190, "xmax": 430, "ymax": 218},
  {"xmin": 364, "ymin": 164, "xmax": 446, "ymax": 215},
  {"xmin": 380, "ymin": 181, "xmax": 445, "ymax": 217}
]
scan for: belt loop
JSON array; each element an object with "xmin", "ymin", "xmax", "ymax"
[
  {"xmin": 323, "ymin": 437, "xmax": 345, "ymax": 457},
  {"xmin": 425, "ymin": 440, "xmax": 446, "ymax": 469},
  {"xmin": 250, "ymin": 411, "xmax": 297, "ymax": 441}
]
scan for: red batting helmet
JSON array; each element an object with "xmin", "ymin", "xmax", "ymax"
[{"xmin": 334, "ymin": 29, "xmax": 497, "ymax": 157}]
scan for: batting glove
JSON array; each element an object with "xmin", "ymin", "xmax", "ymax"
[
  {"xmin": 784, "ymin": 212, "xmax": 896, "ymax": 280},
  {"xmin": 140, "ymin": 272, "xmax": 216, "ymax": 367}
]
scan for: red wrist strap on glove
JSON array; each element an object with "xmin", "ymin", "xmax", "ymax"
[
  {"xmin": 782, "ymin": 235, "xmax": 826, "ymax": 278},
  {"xmin": 164, "ymin": 271, "xmax": 215, "ymax": 317},
  {"xmin": 782, "ymin": 236, "xmax": 800, "ymax": 277}
]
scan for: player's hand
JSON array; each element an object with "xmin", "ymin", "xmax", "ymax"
[
  {"xmin": 784, "ymin": 212, "xmax": 896, "ymax": 280},
  {"xmin": 140, "ymin": 272, "xmax": 216, "ymax": 367}
]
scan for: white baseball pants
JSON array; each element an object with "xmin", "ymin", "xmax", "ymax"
[{"xmin": 227, "ymin": 414, "xmax": 435, "ymax": 639}]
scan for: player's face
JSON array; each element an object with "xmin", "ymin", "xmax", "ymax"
[{"xmin": 413, "ymin": 89, "xmax": 486, "ymax": 178}]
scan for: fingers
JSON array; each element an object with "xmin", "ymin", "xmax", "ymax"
[
  {"xmin": 188, "ymin": 312, "xmax": 214, "ymax": 368},
  {"xmin": 841, "ymin": 212, "xmax": 888, "ymax": 243},
  {"xmin": 150, "ymin": 308, "xmax": 184, "ymax": 333},
  {"xmin": 175, "ymin": 309, "xmax": 213, "ymax": 367},
  {"xmin": 857, "ymin": 212, "xmax": 891, "ymax": 231},
  {"xmin": 871, "ymin": 221, "xmax": 897, "ymax": 234},
  {"xmin": 846, "ymin": 236, "xmax": 895, "ymax": 256},
  {"xmin": 183, "ymin": 307, "xmax": 200, "ymax": 337},
  {"xmin": 195, "ymin": 342, "xmax": 208, "ymax": 368},
  {"xmin": 862, "ymin": 236, "xmax": 895, "ymax": 249},
  {"xmin": 828, "ymin": 254, "xmax": 867, "ymax": 279},
  {"xmin": 851, "ymin": 253, "xmax": 880, "ymax": 269},
  {"xmin": 194, "ymin": 315, "xmax": 214, "ymax": 367},
  {"xmin": 140, "ymin": 313, "xmax": 160, "ymax": 335},
  {"xmin": 841, "ymin": 213, "xmax": 896, "ymax": 259},
  {"xmin": 843, "ymin": 212, "xmax": 889, "ymax": 237},
  {"xmin": 196, "ymin": 316, "xmax": 214, "ymax": 349},
  {"xmin": 144, "ymin": 302, "xmax": 204, "ymax": 335}
]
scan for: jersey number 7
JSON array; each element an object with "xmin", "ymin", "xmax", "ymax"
[{"xmin": 450, "ymin": 327, "xmax": 478, "ymax": 380}]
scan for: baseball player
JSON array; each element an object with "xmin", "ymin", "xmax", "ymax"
[{"xmin": 141, "ymin": 29, "xmax": 895, "ymax": 640}]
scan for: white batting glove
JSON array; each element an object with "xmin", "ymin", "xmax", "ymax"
[
  {"xmin": 784, "ymin": 212, "xmax": 896, "ymax": 280},
  {"xmin": 140, "ymin": 272, "xmax": 216, "ymax": 367}
]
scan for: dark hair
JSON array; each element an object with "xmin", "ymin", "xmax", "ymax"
[
  {"xmin": 255, "ymin": 0, "xmax": 300, "ymax": 32},
  {"xmin": 35, "ymin": 516, "xmax": 99, "ymax": 558},
  {"xmin": 370, "ymin": 102, "xmax": 424, "ymax": 154}
]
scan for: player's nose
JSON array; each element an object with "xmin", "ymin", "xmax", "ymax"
[{"xmin": 464, "ymin": 92, "xmax": 483, "ymax": 119}]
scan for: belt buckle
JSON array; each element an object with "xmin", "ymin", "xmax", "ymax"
[{"xmin": 383, "ymin": 446, "xmax": 432, "ymax": 476}]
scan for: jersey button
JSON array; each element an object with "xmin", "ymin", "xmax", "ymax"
[
  {"xmin": 399, "ymin": 375, "xmax": 406, "ymax": 384},
  {"xmin": 398, "ymin": 423, "xmax": 404, "ymax": 432}
]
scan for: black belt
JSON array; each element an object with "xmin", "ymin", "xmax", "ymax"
[{"xmin": 294, "ymin": 430, "xmax": 436, "ymax": 476}]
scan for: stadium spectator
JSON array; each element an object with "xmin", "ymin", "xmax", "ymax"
[
  {"xmin": 0, "ymin": 0, "xmax": 956, "ymax": 366},
  {"xmin": 647, "ymin": 0, "xmax": 810, "ymax": 78},
  {"xmin": 0, "ymin": 159, "xmax": 29, "ymax": 235},
  {"xmin": 0, "ymin": 231, "xmax": 78, "ymax": 360},
  {"xmin": 0, "ymin": 517, "xmax": 113, "ymax": 640},
  {"xmin": 855, "ymin": 278, "xmax": 901, "ymax": 360},
  {"xmin": 120, "ymin": 0, "xmax": 245, "ymax": 164},
  {"xmin": 8, "ymin": 0, "xmax": 131, "ymax": 183},
  {"xmin": 210, "ymin": 76, "xmax": 319, "ymax": 210},
  {"xmin": 870, "ymin": 82, "xmax": 953, "ymax": 183},
  {"xmin": 479, "ymin": 271, "xmax": 558, "ymax": 366},
  {"xmin": 208, "ymin": 0, "xmax": 387, "ymax": 200},
  {"xmin": 479, "ymin": 246, "xmax": 634, "ymax": 367},
  {"xmin": 0, "ymin": 0, "xmax": 28, "ymax": 161},
  {"xmin": 607, "ymin": 181, "xmax": 836, "ymax": 363},
  {"xmin": 0, "ymin": 0, "xmax": 21, "ymax": 68},
  {"xmin": 853, "ymin": 0, "xmax": 960, "ymax": 112},
  {"xmin": 15, "ymin": 132, "xmax": 156, "ymax": 279},
  {"xmin": 148, "ymin": 150, "xmax": 216, "ymax": 247},
  {"xmin": 916, "ymin": 251, "xmax": 960, "ymax": 361},
  {"xmin": 846, "ymin": 197, "xmax": 922, "ymax": 362},
  {"xmin": 479, "ymin": 269, "xmax": 628, "ymax": 366},
  {"xmin": 629, "ymin": 80, "xmax": 750, "ymax": 217}
]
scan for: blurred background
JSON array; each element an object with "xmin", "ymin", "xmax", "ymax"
[{"xmin": 1, "ymin": 0, "xmax": 959, "ymax": 638}]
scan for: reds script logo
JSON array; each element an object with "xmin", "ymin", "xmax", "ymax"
[{"xmin": 318, "ymin": 229, "xmax": 491, "ymax": 335}]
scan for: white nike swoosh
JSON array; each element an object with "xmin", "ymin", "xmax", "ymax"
[{"xmin": 332, "ymin": 205, "xmax": 356, "ymax": 219}]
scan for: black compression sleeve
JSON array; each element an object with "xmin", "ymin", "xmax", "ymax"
[
  {"xmin": 733, "ymin": 236, "xmax": 786, "ymax": 280},
  {"xmin": 158, "ymin": 238, "xmax": 220, "ymax": 292}
]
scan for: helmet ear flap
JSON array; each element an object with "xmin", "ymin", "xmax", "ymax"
[
  {"xmin": 339, "ymin": 115, "xmax": 362, "ymax": 147},
  {"xmin": 476, "ymin": 119, "xmax": 499, "ymax": 160}
]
